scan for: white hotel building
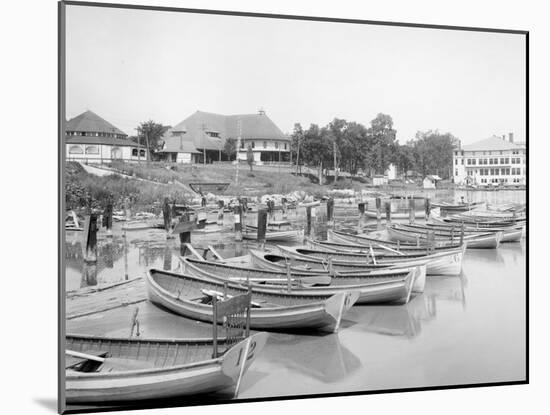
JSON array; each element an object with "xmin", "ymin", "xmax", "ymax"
[{"xmin": 453, "ymin": 134, "xmax": 526, "ymax": 186}]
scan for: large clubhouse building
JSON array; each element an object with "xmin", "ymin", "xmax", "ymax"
[
  {"xmin": 65, "ymin": 110, "xmax": 147, "ymax": 163},
  {"xmin": 158, "ymin": 109, "xmax": 290, "ymax": 165},
  {"xmin": 453, "ymin": 134, "xmax": 526, "ymax": 186}
]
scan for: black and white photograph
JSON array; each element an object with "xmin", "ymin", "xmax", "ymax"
[{"xmin": 57, "ymin": 1, "xmax": 527, "ymax": 413}]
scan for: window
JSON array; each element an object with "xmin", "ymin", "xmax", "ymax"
[
  {"xmin": 461, "ymin": 159, "xmax": 464, "ymax": 165},
  {"xmin": 240, "ymin": 140, "xmax": 244, "ymax": 149},
  {"xmin": 284, "ymin": 143, "xmax": 287, "ymax": 150},
  {"xmin": 132, "ymin": 148, "xmax": 138, "ymax": 156},
  {"xmin": 139, "ymin": 149, "xmax": 146, "ymax": 157},
  {"xmin": 467, "ymin": 159, "xmax": 471, "ymax": 165},
  {"xmin": 489, "ymin": 159, "xmax": 493, "ymax": 165},
  {"xmin": 69, "ymin": 145, "xmax": 83, "ymax": 154},
  {"xmin": 251, "ymin": 142, "xmax": 255, "ymax": 149},
  {"xmin": 455, "ymin": 169, "xmax": 458, "ymax": 176},
  {"xmin": 455, "ymin": 159, "xmax": 457, "ymax": 165},
  {"xmin": 263, "ymin": 141, "xmax": 266, "ymax": 148},
  {"xmin": 505, "ymin": 158, "xmax": 509, "ymax": 164},
  {"xmin": 275, "ymin": 141, "xmax": 279, "ymax": 149},
  {"xmin": 472, "ymin": 159, "xmax": 476, "ymax": 165},
  {"xmin": 85, "ymin": 145, "xmax": 99, "ymax": 154},
  {"xmin": 111, "ymin": 147, "xmax": 122, "ymax": 159}
]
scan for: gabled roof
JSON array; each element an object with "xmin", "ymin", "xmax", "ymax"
[
  {"xmin": 462, "ymin": 136, "xmax": 522, "ymax": 152},
  {"xmin": 158, "ymin": 129, "xmax": 200, "ymax": 154},
  {"xmin": 66, "ymin": 110, "xmax": 127, "ymax": 136},
  {"xmin": 65, "ymin": 135, "xmax": 144, "ymax": 147},
  {"xmin": 171, "ymin": 110, "xmax": 288, "ymax": 151},
  {"xmin": 425, "ymin": 175, "xmax": 442, "ymax": 181}
]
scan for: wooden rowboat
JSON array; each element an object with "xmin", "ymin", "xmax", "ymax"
[
  {"xmin": 327, "ymin": 229, "xmax": 463, "ymax": 251},
  {"xmin": 431, "ymin": 201, "xmax": 485, "ymax": 212},
  {"xmin": 306, "ymin": 237, "xmax": 459, "ymax": 255},
  {"xmin": 279, "ymin": 244, "xmax": 464, "ymax": 276},
  {"xmin": 180, "ymin": 256, "xmax": 417, "ymax": 305},
  {"xmin": 387, "ymin": 225, "xmax": 502, "ymax": 249},
  {"xmin": 425, "ymin": 216, "xmax": 524, "ymax": 242},
  {"xmin": 248, "ymin": 249, "xmax": 426, "ymax": 293},
  {"xmin": 147, "ymin": 269, "xmax": 359, "ymax": 332},
  {"xmin": 65, "ymin": 332, "xmax": 268, "ymax": 404},
  {"xmin": 243, "ymin": 225, "xmax": 304, "ymax": 243},
  {"xmin": 364, "ymin": 210, "xmax": 425, "ymax": 219}
]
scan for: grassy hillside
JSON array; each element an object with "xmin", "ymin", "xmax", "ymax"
[{"xmin": 65, "ymin": 161, "xmax": 375, "ymax": 211}]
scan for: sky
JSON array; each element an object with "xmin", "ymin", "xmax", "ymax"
[{"xmin": 65, "ymin": 5, "xmax": 526, "ymax": 144}]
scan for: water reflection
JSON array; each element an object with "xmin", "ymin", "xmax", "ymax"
[
  {"xmin": 357, "ymin": 274, "xmax": 468, "ymax": 338},
  {"xmin": 264, "ymin": 333, "xmax": 361, "ymax": 383}
]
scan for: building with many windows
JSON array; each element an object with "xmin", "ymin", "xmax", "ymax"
[
  {"xmin": 65, "ymin": 110, "xmax": 147, "ymax": 163},
  {"xmin": 158, "ymin": 109, "xmax": 290, "ymax": 164},
  {"xmin": 453, "ymin": 134, "xmax": 526, "ymax": 186}
]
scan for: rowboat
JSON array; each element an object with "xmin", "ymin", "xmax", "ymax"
[
  {"xmin": 180, "ymin": 256, "xmax": 417, "ymax": 305},
  {"xmin": 122, "ymin": 219, "xmax": 164, "ymax": 231},
  {"xmin": 427, "ymin": 215, "xmax": 524, "ymax": 242},
  {"xmin": 306, "ymin": 237, "xmax": 460, "ymax": 255},
  {"xmin": 243, "ymin": 225, "xmax": 304, "ymax": 243},
  {"xmin": 147, "ymin": 269, "xmax": 359, "ymax": 332},
  {"xmin": 280, "ymin": 244, "xmax": 464, "ymax": 276},
  {"xmin": 327, "ymin": 229, "xmax": 463, "ymax": 250},
  {"xmin": 364, "ymin": 210, "xmax": 426, "ymax": 219},
  {"xmin": 431, "ymin": 201, "xmax": 485, "ymax": 212},
  {"xmin": 387, "ymin": 224, "xmax": 502, "ymax": 249},
  {"xmin": 65, "ymin": 332, "xmax": 268, "ymax": 404},
  {"xmin": 248, "ymin": 249, "xmax": 426, "ymax": 293},
  {"xmin": 181, "ymin": 256, "xmax": 333, "ymax": 287}
]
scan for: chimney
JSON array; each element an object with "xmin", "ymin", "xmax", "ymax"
[
  {"xmin": 258, "ymin": 107, "xmax": 265, "ymax": 116},
  {"xmin": 509, "ymin": 132, "xmax": 514, "ymax": 143}
]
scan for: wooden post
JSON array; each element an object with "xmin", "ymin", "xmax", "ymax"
[
  {"xmin": 460, "ymin": 222, "xmax": 465, "ymax": 245},
  {"xmin": 375, "ymin": 197, "xmax": 381, "ymax": 224},
  {"xmin": 234, "ymin": 205, "xmax": 242, "ymax": 242},
  {"xmin": 102, "ymin": 200, "xmax": 113, "ymax": 236},
  {"xmin": 162, "ymin": 197, "xmax": 172, "ymax": 232},
  {"xmin": 425, "ymin": 197, "xmax": 431, "ymax": 219},
  {"xmin": 306, "ymin": 206, "xmax": 312, "ymax": 237},
  {"xmin": 84, "ymin": 214, "xmax": 98, "ymax": 263},
  {"xmin": 212, "ymin": 295, "xmax": 218, "ymax": 358},
  {"xmin": 124, "ymin": 197, "xmax": 131, "ymax": 221},
  {"xmin": 217, "ymin": 200, "xmax": 224, "ymax": 226},
  {"xmin": 409, "ymin": 198, "xmax": 416, "ymax": 224},
  {"xmin": 257, "ymin": 208, "xmax": 268, "ymax": 247},
  {"xmin": 358, "ymin": 202, "xmax": 366, "ymax": 231},
  {"xmin": 385, "ymin": 202, "xmax": 391, "ymax": 223},
  {"xmin": 327, "ymin": 198, "xmax": 334, "ymax": 226}
]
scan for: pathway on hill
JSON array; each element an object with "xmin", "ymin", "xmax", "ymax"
[{"xmin": 77, "ymin": 162, "xmax": 195, "ymax": 193}]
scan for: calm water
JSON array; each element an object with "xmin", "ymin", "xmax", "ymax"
[{"xmin": 65, "ymin": 189, "xmax": 526, "ymax": 400}]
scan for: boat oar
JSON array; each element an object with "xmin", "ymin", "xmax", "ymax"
[
  {"xmin": 66, "ymin": 350, "xmax": 154, "ymax": 371},
  {"xmin": 374, "ymin": 243, "xmax": 405, "ymax": 256},
  {"xmin": 369, "ymin": 245, "xmax": 377, "ymax": 265}
]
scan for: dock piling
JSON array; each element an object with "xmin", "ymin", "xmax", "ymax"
[
  {"xmin": 257, "ymin": 208, "xmax": 268, "ymax": 248},
  {"xmin": 327, "ymin": 198, "xmax": 334, "ymax": 227},
  {"xmin": 358, "ymin": 202, "xmax": 366, "ymax": 231},
  {"xmin": 425, "ymin": 198, "xmax": 431, "ymax": 219},
  {"xmin": 234, "ymin": 205, "xmax": 243, "ymax": 242},
  {"xmin": 409, "ymin": 198, "xmax": 416, "ymax": 224},
  {"xmin": 385, "ymin": 202, "xmax": 392, "ymax": 223},
  {"xmin": 84, "ymin": 214, "xmax": 98, "ymax": 263},
  {"xmin": 306, "ymin": 206, "xmax": 312, "ymax": 237},
  {"xmin": 375, "ymin": 197, "xmax": 381, "ymax": 224}
]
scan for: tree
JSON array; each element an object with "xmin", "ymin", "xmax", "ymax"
[
  {"xmin": 300, "ymin": 124, "xmax": 333, "ymax": 185},
  {"xmin": 224, "ymin": 137, "xmax": 238, "ymax": 160},
  {"xmin": 290, "ymin": 123, "xmax": 304, "ymax": 174},
  {"xmin": 408, "ymin": 130, "xmax": 459, "ymax": 179},
  {"xmin": 363, "ymin": 113, "xmax": 398, "ymax": 175},
  {"xmin": 134, "ymin": 120, "xmax": 168, "ymax": 161},
  {"xmin": 246, "ymin": 144, "xmax": 254, "ymax": 171}
]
